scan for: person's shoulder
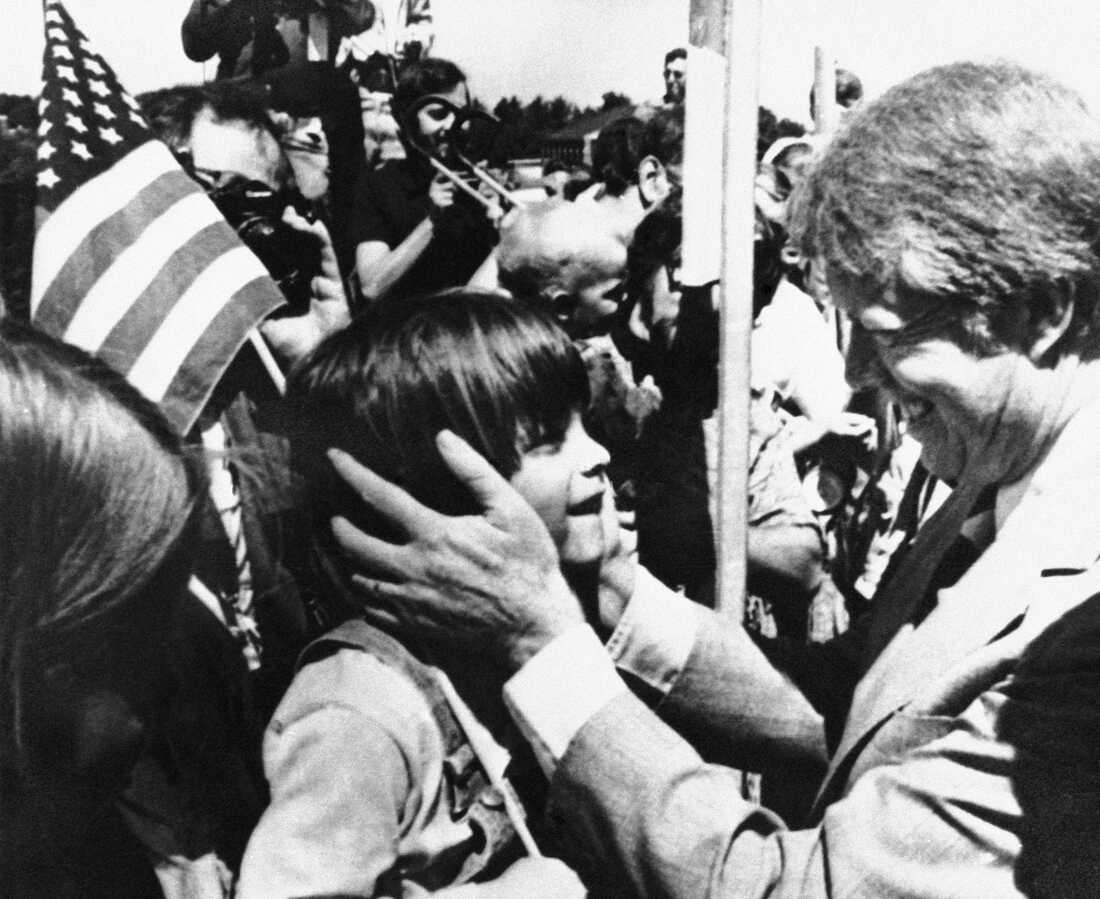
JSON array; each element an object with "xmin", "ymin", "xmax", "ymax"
[{"xmin": 272, "ymin": 640, "xmax": 442, "ymax": 752}]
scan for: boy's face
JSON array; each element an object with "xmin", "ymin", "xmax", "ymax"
[{"xmin": 509, "ymin": 411, "xmax": 612, "ymax": 569}]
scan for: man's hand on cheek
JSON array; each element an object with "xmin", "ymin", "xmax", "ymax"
[
  {"xmin": 558, "ymin": 474, "xmax": 636, "ymax": 637},
  {"xmin": 328, "ymin": 431, "xmax": 586, "ymax": 673}
]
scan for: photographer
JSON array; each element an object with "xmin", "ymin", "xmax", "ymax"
[
  {"xmin": 139, "ymin": 81, "xmax": 350, "ymax": 719},
  {"xmin": 182, "ymin": 0, "xmax": 375, "ymax": 82},
  {"xmin": 182, "ymin": 0, "xmax": 376, "ymax": 259}
]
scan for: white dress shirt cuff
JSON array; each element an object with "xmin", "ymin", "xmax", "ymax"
[
  {"xmin": 503, "ymin": 624, "xmax": 626, "ymax": 777},
  {"xmin": 605, "ymin": 565, "xmax": 702, "ymax": 698}
]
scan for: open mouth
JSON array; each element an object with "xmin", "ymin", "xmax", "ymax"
[{"xmin": 567, "ymin": 491, "xmax": 605, "ymax": 517}]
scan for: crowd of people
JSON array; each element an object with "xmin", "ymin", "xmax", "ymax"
[{"xmin": 2, "ymin": 1, "xmax": 1100, "ymax": 896}]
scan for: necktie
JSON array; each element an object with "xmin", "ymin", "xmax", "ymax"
[{"xmin": 861, "ymin": 477, "xmax": 990, "ymax": 670}]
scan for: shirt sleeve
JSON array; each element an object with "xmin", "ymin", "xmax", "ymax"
[
  {"xmin": 503, "ymin": 625, "xmax": 628, "ymax": 777},
  {"xmin": 606, "ymin": 565, "xmax": 706, "ymax": 696},
  {"xmin": 503, "ymin": 567, "xmax": 704, "ymax": 777},
  {"xmin": 351, "ymin": 167, "xmax": 397, "ymax": 249},
  {"xmin": 237, "ymin": 701, "xmax": 411, "ymax": 898}
]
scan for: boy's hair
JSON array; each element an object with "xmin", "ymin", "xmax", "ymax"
[
  {"xmin": 497, "ymin": 201, "xmax": 627, "ymax": 307},
  {"xmin": 641, "ymin": 104, "xmax": 685, "ymax": 170},
  {"xmin": 290, "ymin": 290, "xmax": 588, "ymax": 528},
  {"xmin": 664, "ymin": 47, "xmax": 687, "ymax": 66},
  {"xmin": 591, "ymin": 116, "xmax": 646, "ymax": 197},
  {"xmin": 392, "ymin": 57, "xmax": 467, "ymax": 124}
]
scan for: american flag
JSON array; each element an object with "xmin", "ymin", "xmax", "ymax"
[{"xmin": 31, "ymin": 0, "xmax": 287, "ymax": 435}]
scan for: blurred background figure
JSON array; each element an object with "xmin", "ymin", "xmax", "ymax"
[
  {"xmin": 0, "ymin": 319, "xmax": 262, "ymax": 898},
  {"xmin": 662, "ymin": 46, "xmax": 686, "ymax": 106},
  {"xmin": 808, "ymin": 65, "xmax": 863, "ymax": 126},
  {"xmin": 337, "ymin": 0, "xmax": 434, "ymax": 167}
]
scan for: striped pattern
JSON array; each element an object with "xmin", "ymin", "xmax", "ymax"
[{"xmin": 32, "ymin": 0, "xmax": 286, "ymax": 434}]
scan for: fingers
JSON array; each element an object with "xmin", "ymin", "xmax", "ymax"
[
  {"xmin": 331, "ymin": 515, "xmax": 411, "ymax": 579},
  {"xmin": 435, "ymin": 430, "xmax": 518, "ymax": 511},
  {"xmin": 328, "ymin": 448, "xmax": 441, "ymax": 536}
]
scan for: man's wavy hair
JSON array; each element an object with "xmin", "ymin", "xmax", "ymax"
[{"xmin": 790, "ymin": 60, "xmax": 1100, "ymax": 361}]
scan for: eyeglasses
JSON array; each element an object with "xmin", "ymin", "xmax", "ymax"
[{"xmin": 855, "ymin": 296, "xmax": 973, "ymax": 352}]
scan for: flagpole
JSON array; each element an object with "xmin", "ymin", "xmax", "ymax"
[
  {"xmin": 433, "ymin": 670, "xmax": 542, "ymax": 857},
  {"xmin": 248, "ymin": 329, "xmax": 287, "ymax": 395}
]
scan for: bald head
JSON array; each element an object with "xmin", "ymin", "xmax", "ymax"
[{"xmin": 497, "ymin": 201, "xmax": 628, "ymax": 335}]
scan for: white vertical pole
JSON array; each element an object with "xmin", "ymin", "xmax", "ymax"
[
  {"xmin": 713, "ymin": 0, "xmax": 761, "ymax": 616},
  {"xmin": 814, "ymin": 47, "xmax": 839, "ymax": 135}
]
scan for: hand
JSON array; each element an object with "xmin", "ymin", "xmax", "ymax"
[
  {"xmin": 828, "ymin": 411, "xmax": 878, "ymax": 453},
  {"xmin": 597, "ymin": 485, "xmax": 637, "ymax": 634},
  {"xmin": 259, "ymin": 207, "xmax": 351, "ymax": 363},
  {"xmin": 428, "ymin": 174, "xmax": 456, "ymax": 219},
  {"xmin": 560, "ymin": 475, "xmax": 637, "ymax": 635},
  {"xmin": 328, "ymin": 431, "xmax": 586, "ymax": 672},
  {"xmin": 784, "ymin": 411, "xmax": 878, "ymax": 456}
]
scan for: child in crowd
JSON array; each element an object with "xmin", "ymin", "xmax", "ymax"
[{"xmin": 237, "ymin": 291, "xmax": 604, "ymax": 897}]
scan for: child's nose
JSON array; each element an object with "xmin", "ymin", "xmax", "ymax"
[{"xmin": 576, "ymin": 430, "xmax": 611, "ymax": 477}]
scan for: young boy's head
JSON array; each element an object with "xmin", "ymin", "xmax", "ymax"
[
  {"xmin": 497, "ymin": 202, "xmax": 629, "ymax": 339},
  {"xmin": 291, "ymin": 291, "xmax": 610, "ymax": 565}
]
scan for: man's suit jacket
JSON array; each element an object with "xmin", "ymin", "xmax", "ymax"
[{"xmin": 546, "ymin": 403, "xmax": 1100, "ymax": 898}]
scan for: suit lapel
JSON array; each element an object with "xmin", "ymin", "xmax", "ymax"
[{"xmin": 815, "ymin": 401, "xmax": 1100, "ymax": 811}]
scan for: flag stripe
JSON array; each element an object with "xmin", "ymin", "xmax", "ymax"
[
  {"xmin": 159, "ymin": 279, "xmax": 285, "ymax": 434},
  {"xmin": 94, "ymin": 219, "xmax": 255, "ymax": 377},
  {"xmin": 34, "ymin": 168, "xmax": 197, "ymax": 335},
  {"xmin": 35, "ymin": 1, "xmax": 290, "ymax": 437},
  {"xmin": 61, "ymin": 191, "xmax": 225, "ymax": 351},
  {"xmin": 128, "ymin": 246, "xmax": 273, "ymax": 403},
  {"xmin": 32, "ymin": 139, "xmax": 173, "ymax": 313}
]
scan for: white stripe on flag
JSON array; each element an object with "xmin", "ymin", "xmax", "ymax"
[
  {"xmin": 128, "ymin": 245, "xmax": 270, "ymax": 403},
  {"xmin": 63, "ymin": 192, "xmax": 223, "ymax": 352},
  {"xmin": 32, "ymin": 140, "xmax": 175, "ymax": 315}
]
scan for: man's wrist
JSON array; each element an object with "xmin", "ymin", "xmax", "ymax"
[{"xmin": 504, "ymin": 570, "xmax": 584, "ymax": 673}]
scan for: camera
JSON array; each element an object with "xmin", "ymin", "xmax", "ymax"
[{"xmin": 207, "ymin": 176, "xmax": 321, "ymax": 309}]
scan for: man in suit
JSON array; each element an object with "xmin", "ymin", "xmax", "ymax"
[{"xmin": 326, "ymin": 60, "xmax": 1100, "ymax": 896}]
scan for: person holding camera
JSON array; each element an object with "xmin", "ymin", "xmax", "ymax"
[
  {"xmin": 182, "ymin": 0, "xmax": 375, "ymax": 81},
  {"xmin": 352, "ymin": 58, "xmax": 500, "ymax": 304},
  {"xmin": 182, "ymin": 0, "xmax": 378, "ymax": 264},
  {"xmin": 139, "ymin": 80, "xmax": 351, "ymax": 721}
]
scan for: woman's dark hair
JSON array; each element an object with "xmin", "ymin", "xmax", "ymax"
[
  {"xmin": 0, "ymin": 319, "xmax": 205, "ymax": 768},
  {"xmin": 392, "ymin": 57, "xmax": 467, "ymax": 125},
  {"xmin": 290, "ymin": 290, "xmax": 588, "ymax": 532}
]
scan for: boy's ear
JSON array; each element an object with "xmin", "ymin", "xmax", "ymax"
[{"xmin": 637, "ymin": 155, "xmax": 669, "ymax": 207}]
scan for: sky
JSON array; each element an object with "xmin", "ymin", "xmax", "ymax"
[{"xmin": 3, "ymin": 0, "xmax": 1100, "ymax": 124}]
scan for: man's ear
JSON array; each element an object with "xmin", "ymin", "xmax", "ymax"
[
  {"xmin": 637, "ymin": 155, "xmax": 669, "ymax": 207},
  {"xmin": 1027, "ymin": 282, "xmax": 1077, "ymax": 363}
]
